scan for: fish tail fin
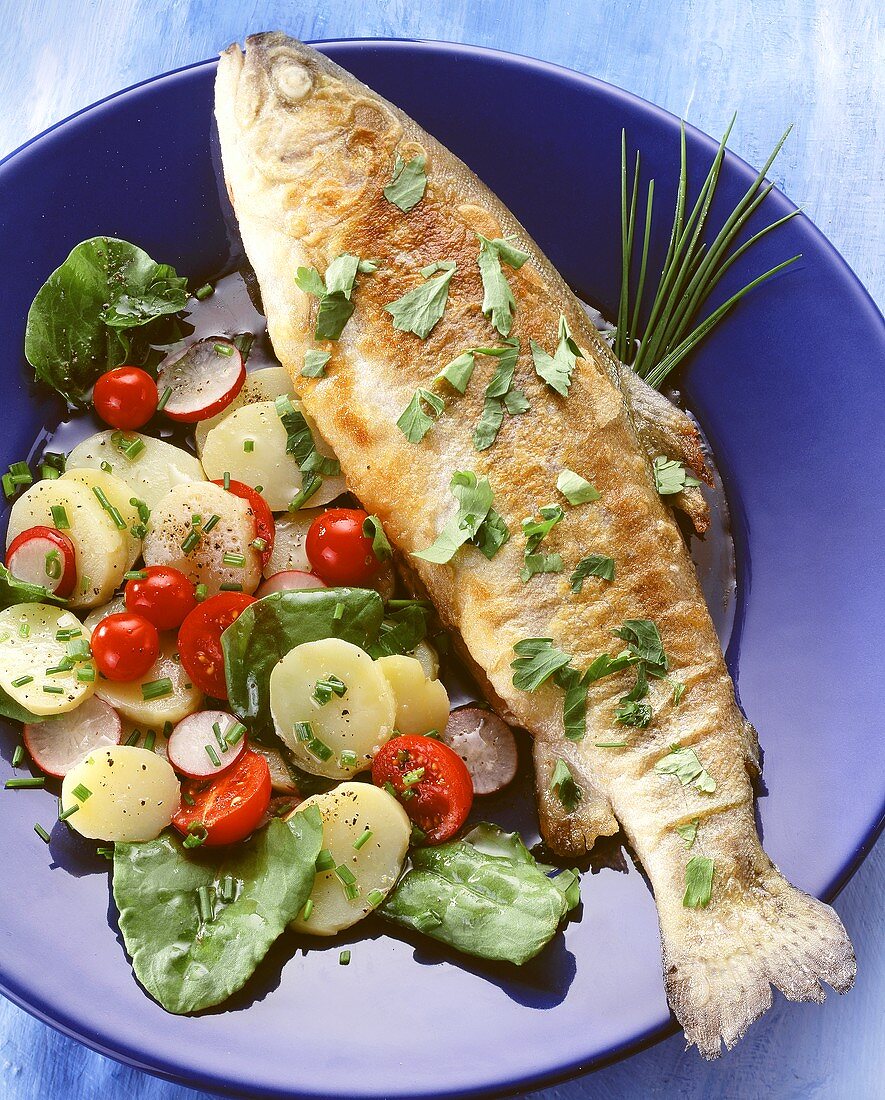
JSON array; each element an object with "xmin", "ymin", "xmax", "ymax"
[{"xmin": 661, "ymin": 864, "xmax": 856, "ymax": 1058}]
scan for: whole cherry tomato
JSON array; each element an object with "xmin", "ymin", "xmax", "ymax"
[
  {"xmin": 124, "ymin": 565, "xmax": 197, "ymax": 630},
  {"xmin": 211, "ymin": 478, "xmax": 275, "ymax": 569},
  {"xmin": 91, "ymin": 611, "xmax": 160, "ymax": 682},
  {"xmin": 177, "ymin": 591, "xmax": 256, "ymax": 699},
  {"xmin": 305, "ymin": 508, "xmax": 382, "ymax": 587},
  {"xmin": 92, "ymin": 366, "xmax": 158, "ymax": 430},
  {"xmin": 372, "ymin": 735, "xmax": 474, "ymax": 844},
  {"xmin": 172, "ymin": 749, "xmax": 271, "ymax": 846}
]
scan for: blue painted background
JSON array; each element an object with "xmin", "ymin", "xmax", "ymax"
[{"xmin": 0, "ymin": 1, "xmax": 882, "ymax": 1098}]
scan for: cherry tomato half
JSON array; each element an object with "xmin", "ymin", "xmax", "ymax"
[
  {"xmin": 172, "ymin": 749, "xmax": 271, "ymax": 846},
  {"xmin": 177, "ymin": 591, "xmax": 256, "ymax": 699},
  {"xmin": 93, "ymin": 366, "xmax": 158, "ymax": 430},
  {"xmin": 125, "ymin": 565, "xmax": 197, "ymax": 631},
  {"xmin": 91, "ymin": 611, "xmax": 160, "ymax": 682},
  {"xmin": 305, "ymin": 508, "xmax": 381, "ymax": 587},
  {"xmin": 211, "ymin": 478, "xmax": 274, "ymax": 569},
  {"xmin": 372, "ymin": 735, "xmax": 474, "ymax": 844}
]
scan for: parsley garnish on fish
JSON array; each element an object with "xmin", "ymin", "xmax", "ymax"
[
  {"xmin": 476, "ymin": 234, "xmax": 529, "ymax": 336},
  {"xmin": 520, "ymin": 553, "xmax": 564, "ymax": 583},
  {"xmin": 385, "ymin": 264, "xmax": 456, "ymax": 339},
  {"xmin": 435, "ymin": 350, "xmax": 476, "ymax": 393},
  {"xmin": 295, "ymin": 253, "xmax": 375, "ymax": 340},
  {"xmin": 615, "ymin": 665, "xmax": 653, "ymax": 728},
  {"xmin": 503, "ymin": 389, "xmax": 529, "ymax": 414},
  {"xmin": 396, "ymin": 389, "xmax": 445, "ymax": 443},
  {"xmin": 362, "ymin": 515, "xmax": 392, "ymax": 562},
  {"xmin": 557, "ymin": 468, "xmax": 600, "ymax": 505},
  {"xmin": 683, "ymin": 855, "xmax": 714, "ymax": 908},
  {"xmin": 472, "ymin": 340, "xmax": 520, "ymax": 451},
  {"xmin": 301, "ymin": 349, "xmax": 331, "ymax": 378},
  {"xmin": 520, "ymin": 504, "xmax": 565, "ymax": 583},
  {"xmin": 614, "ymin": 619, "xmax": 667, "ymax": 672},
  {"xmin": 383, "ymin": 153, "xmax": 428, "ymax": 212},
  {"xmin": 550, "ymin": 758, "xmax": 582, "ymax": 812},
  {"xmin": 675, "ymin": 819, "xmax": 699, "ymax": 848},
  {"xmin": 671, "ymin": 680, "xmax": 686, "ymax": 705},
  {"xmin": 570, "ymin": 554, "xmax": 616, "ymax": 590},
  {"xmin": 530, "ymin": 314, "xmax": 582, "ymax": 396},
  {"xmin": 420, "ymin": 260, "xmax": 456, "ymax": 277},
  {"xmin": 655, "ymin": 743, "xmax": 716, "ymax": 793},
  {"xmin": 511, "ymin": 639, "xmax": 573, "ymax": 692},
  {"xmin": 653, "ymin": 456, "xmax": 701, "ymax": 496},
  {"xmin": 413, "ymin": 471, "xmax": 509, "ymax": 563}
]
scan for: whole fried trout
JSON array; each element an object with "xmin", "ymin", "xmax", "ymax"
[{"xmin": 215, "ymin": 33, "xmax": 855, "ymax": 1056}]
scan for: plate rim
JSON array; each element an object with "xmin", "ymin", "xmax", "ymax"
[{"xmin": 0, "ymin": 36, "xmax": 882, "ymax": 1100}]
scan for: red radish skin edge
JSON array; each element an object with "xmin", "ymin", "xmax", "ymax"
[
  {"xmin": 158, "ymin": 338, "xmax": 246, "ymax": 423},
  {"xmin": 24, "ymin": 697, "xmax": 122, "ymax": 778},
  {"xmin": 256, "ymin": 570, "xmax": 326, "ymax": 597},
  {"xmin": 6, "ymin": 526, "xmax": 77, "ymax": 598},
  {"xmin": 167, "ymin": 710, "xmax": 247, "ymax": 779},
  {"xmin": 439, "ymin": 706, "xmax": 519, "ymax": 796}
]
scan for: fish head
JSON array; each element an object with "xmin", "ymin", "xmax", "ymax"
[{"xmin": 217, "ymin": 33, "xmax": 402, "ymax": 234}]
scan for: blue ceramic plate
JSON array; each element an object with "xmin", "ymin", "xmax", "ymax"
[{"xmin": 0, "ymin": 39, "xmax": 882, "ymax": 1100}]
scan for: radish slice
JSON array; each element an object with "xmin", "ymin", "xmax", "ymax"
[
  {"xmin": 6, "ymin": 525, "xmax": 77, "ymax": 598},
  {"xmin": 167, "ymin": 709, "xmax": 247, "ymax": 779},
  {"xmin": 440, "ymin": 706, "xmax": 518, "ymax": 795},
  {"xmin": 157, "ymin": 338, "xmax": 245, "ymax": 423},
  {"xmin": 24, "ymin": 696, "xmax": 122, "ymax": 778},
  {"xmin": 256, "ymin": 570, "xmax": 326, "ymax": 597}
]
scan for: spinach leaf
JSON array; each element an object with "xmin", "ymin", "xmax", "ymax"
[
  {"xmin": 112, "ymin": 809, "xmax": 322, "ymax": 1014},
  {"xmin": 25, "ymin": 237, "xmax": 189, "ymax": 403},
  {"xmin": 0, "ymin": 684, "xmax": 44, "ymax": 725},
  {"xmin": 222, "ymin": 587, "xmax": 384, "ymax": 738},
  {"xmin": 367, "ymin": 602, "xmax": 430, "ymax": 658},
  {"xmin": 0, "ymin": 565, "xmax": 67, "ymax": 611},
  {"xmin": 381, "ymin": 823, "xmax": 578, "ymax": 965}
]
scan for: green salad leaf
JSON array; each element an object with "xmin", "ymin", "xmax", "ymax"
[
  {"xmin": 368, "ymin": 601, "xmax": 430, "ymax": 659},
  {"xmin": 381, "ymin": 823, "xmax": 578, "ymax": 965},
  {"xmin": 113, "ymin": 810, "xmax": 322, "ymax": 1014},
  {"xmin": 25, "ymin": 237, "xmax": 189, "ymax": 403},
  {"xmin": 383, "ymin": 153, "xmax": 428, "ymax": 212},
  {"xmin": 222, "ymin": 588, "xmax": 385, "ymax": 738}
]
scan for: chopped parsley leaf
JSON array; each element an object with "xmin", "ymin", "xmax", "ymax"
[
  {"xmin": 683, "ymin": 855, "xmax": 714, "ymax": 908},
  {"xmin": 476, "ymin": 234, "xmax": 529, "ymax": 336},
  {"xmin": 654, "ymin": 743, "xmax": 716, "ymax": 793},
  {"xmin": 301, "ymin": 349, "xmax": 331, "ymax": 378},
  {"xmin": 396, "ymin": 388, "xmax": 445, "ymax": 443},
  {"xmin": 520, "ymin": 552, "xmax": 563, "ymax": 583},
  {"xmin": 530, "ymin": 314, "xmax": 582, "ymax": 396},
  {"xmin": 570, "ymin": 554, "xmax": 615, "ymax": 590},
  {"xmin": 503, "ymin": 388, "xmax": 529, "ymax": 414},
  {"xmin": 385, "ymin": 265, "xmax": 456, "ymax": 339},
  {"xmin": 435, "ymin": 350, "xmax": 475, "ymax": 393},
  {"xmin": 363, "ymin": 515, "xmax": 392, "ymax": 562},
  {"xmin": 557, "ymin": 468, "xmax": 600, "ymax": 505},
  {"xmin": 675, "ymin": 819, "xmax": 699, "ymax": 848},
  {"xmin": 511, "ymin": 638, "xmax": 572, "ymax": 692},
  {"xmin": 653, "ymin": 456, "xmax": 701, "ymax": 496},
  {"xmin": 549, "ymin": 757, "xmax": 582, "ymax": 812},
  {"xmin": 614, "ymin": 619, "xmax": 667, "ymax": 672},
  {"xmin": 413, "ymin": 470, "xmax": 507, "ymax": 563},
  {"xmin": 383, "ymin": 153, "xmax": 427, "ymax": 212},
  {"xmin": 522, "ymin": 504, "xmax": 564, "ymax": 553}
]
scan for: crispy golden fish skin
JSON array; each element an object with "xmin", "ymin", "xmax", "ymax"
[{"xmin": 215, "ymin": 33, "xmax": 855, "ymax": 1056}]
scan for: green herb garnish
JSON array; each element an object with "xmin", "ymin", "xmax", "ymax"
[
  {"xmin": 675, "ymin": 819, "xmax": 699, "ymax": 848},
  {"xmin": 683, "ymin": 855, "xmax": 714, "ymax": 908},
  {"xmin": 549, "ymin": 758, "xmax": 582, "ymax": 812},
  {"xmin": 312, "ymin": 674, "xmax": 347, "ymax": 706},
  {"xmin": 301, "ymin": 349, "xmax": 331, "ymax": 378},
  {"xmin": 476, "ymin": 234, "xmax": 529, "ymax": 336},
  {"xmin": 385, "ymin": 264, "xmax": 456, "ymax": 339},
  {"xmin": 396, "ymin": 389, "xmax": 444, "ymax": 443},
  {"xmin": 653, "ymin": 456, "xmax": 701, "ymax": 496},
  {"xmin": 413, "ymin": 470, "xmax": 508, "ymax": 563},
  {"xmin": 141, "ymin": 678, "xmax": 173, "ymax": 702},
  {"xmin": 655, "ymin": 743, "xmax": 716, "ymax": 793},
  {"xmin": 530, "ymin": 314, "xmax": 582, "ymax": 396},
  {"xmin": 362, "ymin": 515, "xmax": 392, "ymax": 562},
  {"xmin": 434, "ymin": 350, "xmax": 476, "ymax": 393},
  {"xmin": 570, "ymin": 554, "xmax": 615, "ymax": 590},
  {"xmin": 557, "ymin": 468, "xmax": 600, "ymax": 505},
  {"xmin": 383, "ymin": 153, "xmax": 427, "ymax": 212}
]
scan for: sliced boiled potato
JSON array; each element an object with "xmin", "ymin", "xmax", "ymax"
[
  {"xmin": 410, "ymin": 639, "xmax": 440, "ymax": 680},
  {"xmin": 142, "ymin": 481, "xmax": 262, "ymax": 595},
  {"xmin": 62, "ymin": 745, "xmax": 180, "ymax": 842},
  {"xmin": 6, "ymin": 478, "xmax": 128, "ymax": 608},
  {"xmin": 0, "ymin": 604, "xmax": 96, "ymax": 716},
  {"xmin": 376, "ymin": 654, "xmax": 450, "ymax": 736},
  {"xmin": 95, "ymin": 635, "xmax": 203, "ymax": 727},
  {"xmin": 83, "ymin": 596, "xmax": 126, "ymax": 634},
  {"xmin": 61, "ymin": 467, "xmax": 142, "ymax": 569},
  {"xmin": 66, "ymin": 430, "xmax": 205, "ymax": 511},
  {"xmin": 271, "ymin": 638, "xmax": 396, "ymax": 779},
  {"xmin": 264, "ymin": 509, "xmax": 322, "ymax": 576},
  {"xmin": 195, "ymin": 366, "xmax": 294, "ymax": 454},
  {"xmin": 201, "ymin": 399, "xmax": 345, "ymax": 511},
  {"xmin": 288, "ymin": 783, "xmax": 410, "ymax": 936}
]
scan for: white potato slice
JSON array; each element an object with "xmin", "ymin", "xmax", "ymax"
[
  {"xmin": 95, "ymin": 634, "xmax": 203, "ymax": 727},
  {"xmin": 66, "ymin": 431, "xmax": 205, "ymax": 511},
  {"xmin": 0, "ymin": 604, "xmax": 95, "ymax": 716},
  {"xmin": 288, "ymin": 783, "xmax": 410, "ymax": 936},
  {"xmin": 376, "ymin": 655, "xmax": 450, "ymax": 737},
  {"xmin": 6, "ymin": 478, "xmax": 128, "ymax": 608},
  {"xmin": 409, "ymin": 639, "xmax": 440, "ymax": 680},
  {"xmin": 195, "ymin": 366, "xmax": 294, "ymax": 454},
  {"xmin": 200, "ymin": 400, "xmax": 345, "ymax": 511},
  {"xmin": 82, "ymin": 596, "xmax": 126, "ymax": 633},
  {"xmin": 62, "ymin": 745, "xmax": 180, "ymax": 842},
  {"xmin": 271, "ymin": 638, "xmax": 396, "ymax": 779},
  {"xmin": 264, "ymin": 509, "xmax": 322, "ymax": 576},
  {"xmin": 61, "ymin": 467, "xmax": 141, "ymax": 569},
  {"xmin": 142, "ymin": 481, "xmax": 262, "ymax": 595}
]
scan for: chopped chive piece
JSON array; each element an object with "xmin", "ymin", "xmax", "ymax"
[
  {"xmin": 124, "ymin": 570, "xmax": 148, "ymax": 581},
  {"xmin": 595, "ymin": 741, "xmax": 628, "ymax": 748},
  {"xmin": 91, "ymin": 485, "xmax": 126, "ymax": 529},
  {"xmin": 42, "ymin": 685, "xmax": 64, "ymax": 695},
  {"xmin": 58, "ymin": 804, "xmax": 79, "ymax": 821},
  {"xmin": 9, "ymin": 461, "xmax": 32, "ymax": 487},
  {"xmin": 243, "ymin": 439, "xmax": 255, "ymax": 453},
  {"xmin": 40, "ymin": 465, "xmax": 60, "ymax": 480},
  {"xmin": 312, "ymin": 674, "xmax": 347, "ymax": 706},
  {"xmin": 11, "ymin": 745, "xmax": 24, "ymax": 767},
  {"xmin": 76, "ymin": 667, "xmax": 95, "ymax": 683},
  {"xmin": 295, "ymin": 721, "xmax": 313, "ymax": 742},
  {"xmin": 315, "ymin": 848, "xmax": 335, "ymax": 872},
  {"xmin": 45, "ymin": 659, "xmax": 75, "ymax": 675},
  {"xmin": 111, "ymin": 432, "xmax": 145, "ymax": 460},
  {"xmin": 353, "ymin": 828, "xmax": 373, "ymax": 851},
  {"xmin": 2, "ymin": 473, "xmax": 15, "ymax": 499},
  {"xmin": 307, "ymin": 737, "xmax": 333, "ymax": 761},
  {"xmin": 42, "ymin": 452, "xmax": 66, "ymax": 472},
  {"xmin": 205, "ymin": 744, "xmax": 222, "ymax": 767},
  {"xmin": 203, "ymin": 514, "xmax": 220, "ymax": 533},
  {"xmin": 219, "ymin": 874, "xmax": 235, "ymax": 902},
  {"xmin": 339, "ymin": 950, "xmax": 351, "ymax": 965},
  {"xmin": 333, "ymin": 602, "xmax": 344, "ymax": 622},
  {"xmin": 34, "ymin": 823, "xmax": 51, "ymax": 843},
  {"xmin": 223, "ymin": 471, "xmax": 231, "ymax": 490},
  {"xmin": 334, "ymin": 864, "xmax": 357, "ymax": 886},
  {"xmin": 367, "ymin": 888, "xmax": 385, "ymax": 907},
  {"xmin": 220, "ymin": 582, "xmax": 243, "ymax": 592},
  {"xmin": 402, "ymin": 767, "xmax": 425, "ymax": 789},
  {"xmin": 130, "ymin": 498, "xmax": 151, "ymax": 523},
  {"xmin": 194, "ymin": 282, "xmax": 214, "ymax": 300},
  {"xmin": 339, "ymin": 749, "xmax": 358, "ymax": 768},
  {"xmin": 222, "ymin": 552, "xmax": 245, "ymax": 567},
  {"xmin": 71, "ymin": 783, "xmax": 91, "ymax": 802},
  {"xmin": 214, "ymin": 342, "xmax": 235, "ymax": 357},
  {"xmin": 197, "ymin": 884, "xmax": 215, "ymax": 922},
  {"xmin": 251, "ymin": 537, "xmax": 267, "ymax": 552},
  {"xmin": 181, "ymin": 529, "xmax": 201, "ymax": 554},
  {"xmin": 100, "ymin": 461, "xmax": 113, "ymax": 473},
  {"xmin": 11, "ymin": 674, "xmax": 33, "ymax": 688},
  {"xmin": 154, "ymin": 385, "xmax": 173, "ymax": 412},
  {"xmin": 96, "ymin": 846, "xmax": 114, "ymax": 859},
  {"xmin": 6, "ymin": 777, "xmax": 45, "ymax": 789},
  {"xmin": 141, "ymin": 678, "xmax": 173, "ymax": 701},
  {"xmin": 226, "ymin": 722, "xmax": 246, "ymax": 747},
  {"xmin": 191, "ymin": 514, "xmax": 202, "ymax": 526},
  {"xmin": 143, "ymin": 730, "xmax": 156, "ymax": 752},
  {"xmin": 383, "ymin": 781, "xmax": 398, "ymax": 799},
  {"xmin": 19, "ymin": 622, "xmax": 30, "ymax": 638},
  {"xmin": 181, "ymin": 790, "xmax": 195, "ymax": 806},
  {"xmin": 50, "ymin": 504, "xmax": 70, "ymax": 529},
  {"xmin": 183, "ymin": 823, "xmax": 208, "ymax": 848},
  {"xmin": 125, "ymin": 728, "xmax": 141, "ymax": 746},
  {"xmin": 343, "ymin": 883, "xmax": 360, "ymax": 901},
  {"xmin": 55, "ymin": 627, "xmax": 81, "ymax": 641},
  {"xmin": 301, "ymin": 898, "xmax": 314, "ymax": 921},
  {"xmin": 195, "ymin": 583, "xmax": 208, "ymax": 601},
  {"xmin": 44, "ymin": 550, "xmax": 62, "ymax": 580}
]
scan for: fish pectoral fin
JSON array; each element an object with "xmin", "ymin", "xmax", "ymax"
[
  {"xmin": 533, "ymin": 739, "xmax": 619, "ymax": 857},
  {"xmin": 661, "ymin": 861, "xmax": 856, "ymax": 1059}
]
